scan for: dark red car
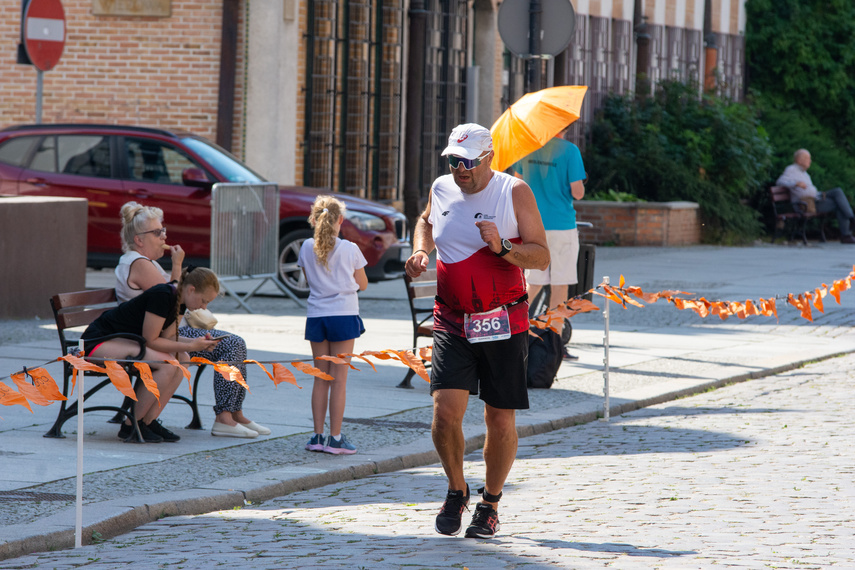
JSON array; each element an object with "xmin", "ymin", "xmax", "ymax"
[{"xmin": 0, "ymin": 124, "xmax": 410, "ymax": 296}]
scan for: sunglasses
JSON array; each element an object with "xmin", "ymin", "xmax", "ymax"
[
  {"xmin": 448, "ymin": 153, "xmax": 489, "ymax": 170},
  {"xmin": 137, "ymin": 227, "xmax": 167, "ymax": 238}
]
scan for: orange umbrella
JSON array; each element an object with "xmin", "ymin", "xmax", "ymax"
[{"xmin": 490, "ymin": 85, "xmax": 588, "ymax": 173}]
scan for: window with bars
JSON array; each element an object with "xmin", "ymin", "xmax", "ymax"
[
  {"xmin": 303, "ymin": 0, "xmax": 404, "ymax": 201},
  {"xmin": 418, "ymin": 0, "xmax": 469, "ymax": 199},
  {"xmin": 715, "ymin": 33, "xmax": 744, "ymax": 102}
]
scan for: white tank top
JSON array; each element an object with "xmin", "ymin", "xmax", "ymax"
[
  {"xmin": 114, "ymin": 250, "xmax": 170, "ymax": 302},
  {"xmin": 428, "ymin": 171, "xmax": 528, "ymax": 333}
]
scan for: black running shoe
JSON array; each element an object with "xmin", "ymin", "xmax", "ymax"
[
  {"xmin": 435, "ymin": 485, "xmax": 470, "ymax": 536},
  {"xmin": 146, "ymin": 419, "xmax": 180, "ymax": 442},
  {"xmin": 117, "ymin": 421, "xmax": 134, "ymax": 440},
  {"xmin": 465, "ymin": 502, "xmax": 500, "ymax": 539},
  {"xmin": 120, "ymin": 420, "xmax": 163, "ymax": 443}
]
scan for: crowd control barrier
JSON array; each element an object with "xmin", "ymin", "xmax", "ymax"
[{"xmin": 210, "ymin": 183, "xmax": 303, "ymax": 311}]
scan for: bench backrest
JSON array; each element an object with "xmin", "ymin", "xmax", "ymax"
[
  {"xmin": 50, "ymin": 288, "xmax": 119, "ymax": 353},
  {"xmin": 769, "ymin": 185, "xmax": 791, "ymax": 204},
  {"xmin": 403, "ymin": 269, "xmax": 436, "ymax": 329}
]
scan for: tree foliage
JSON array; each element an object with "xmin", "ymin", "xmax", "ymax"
[
  {"xmin": 745, "ymin": 0, "xmax": 855, "ymax": 203},
  {"xmin": 745, "ymin": 0, "xmax": 855, "ymax": 149},
  {"xmin": 585, "ymin": 81, "xmax": 772, "ymax": 243}
]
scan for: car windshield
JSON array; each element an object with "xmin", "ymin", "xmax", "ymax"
[{"xmin": 181, "ymin": 136, "xmax": 266, "ymax": 183}]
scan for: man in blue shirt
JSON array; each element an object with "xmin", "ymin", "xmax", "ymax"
[{"xmin": 512, "ymin": 127, "xmax": 585, "ymax": 357}]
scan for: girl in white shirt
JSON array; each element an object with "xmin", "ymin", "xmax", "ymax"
[{"xmin": 298, "ymin": 196, "xmax": 368, "ymax": 454}]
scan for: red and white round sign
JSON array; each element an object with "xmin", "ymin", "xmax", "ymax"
[{"xmin": 23, "ymin": 0, "xmax": 66, "ymax": 72}]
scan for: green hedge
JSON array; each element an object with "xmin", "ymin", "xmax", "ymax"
[{"xmin": 585, "ymin": 81, "xmax": 773, "ymax": 244}]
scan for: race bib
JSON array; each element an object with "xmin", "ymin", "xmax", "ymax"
[{"xmin": 464, "ymin": 306, "xmax": 511, "ymax": 344}]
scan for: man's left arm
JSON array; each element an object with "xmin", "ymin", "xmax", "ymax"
[{"xmin": 476, "ymin": 180, "xmax": 549, "ymax": 270}]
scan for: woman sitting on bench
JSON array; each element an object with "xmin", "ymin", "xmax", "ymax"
[
  {"xmin": 114, "ymin": 202, "xmax": 270, "ymax": 439},
  {"xmin": 82, "ymin": 267, "xmax": 223, "ymax": 443}
]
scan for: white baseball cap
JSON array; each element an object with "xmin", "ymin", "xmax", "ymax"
[{"xmin": 441, "ymin": 123, "xmax": 493, "ymax": 160}]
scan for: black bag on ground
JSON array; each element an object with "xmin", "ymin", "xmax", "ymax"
[{"xmin": 526, "ymin": 326, "xmax": 563, "ymax": 389}]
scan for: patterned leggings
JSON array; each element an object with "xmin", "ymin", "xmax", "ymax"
[{"xmin": 180, "ymin": 326, "xmax": 247, "ymax": 414}]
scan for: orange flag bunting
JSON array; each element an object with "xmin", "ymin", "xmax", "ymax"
[
  {"xmin": 246, "ymin": 359, "xmax": 274, "ymax": 383},
  {"xmin": 103, "ymin": 361, "xmax": 138, "ymax": 401},
  {"xmin": 190, "ymin": 357, "xmax": 249, "ymax": 392},
  {"xmin": 59, "ymin": 354, "xmax": 106, "ymax": 374},
  {"xmin": 349, "ymin": 353, "xmax": 378, "ymax": 372},
  {"xmin": 10, "ymin": 373, "xmax": 52, "ymax": 406},
  {"xmin": 291, "ymin": 361, "xmax": 334, "ymax": 381},
  {"xmin": 23, "ymin": 368, "xmax": 66, "ymax": 402},
  {"xmin": 164, "ymin": 359, "xmax": 193, "ymax": 393},
  {"xmin": 419, "ymin": 346, "xmax": 432, "ymax": 362},
  {"xmin": 383, "ymin": 349, "xmax": 429, "ymax": 382},
  {"xmin": 316, "ymin": 355, "xmax": 359, "ymax": 371},
  {"xmin": 132, "ymin": 362, "xmax": 159, "ymax": 402},
  {"xmin": 272, "ymin": 363, "xmax": 302, "ymax": 388},
  {"xmin": 0, "ymin": 381, "xmax": 31, "ymax": 411},
  {"xmin": 813, "ymin": 287, "xmax": 825, "ymax": 313}
]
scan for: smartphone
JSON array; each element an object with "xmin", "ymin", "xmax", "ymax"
[{"xmin": 211, "ymin": 334, "xmax": 231, "ymax": 341}]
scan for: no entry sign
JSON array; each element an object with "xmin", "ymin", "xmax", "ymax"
[{"xmin": 23, "ymin": 0, "xmax": 66, "ymax": 71}]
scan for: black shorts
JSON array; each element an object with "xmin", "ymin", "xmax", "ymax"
[{"xmin": 430, "ymin": 329, "xmax": 529, "ymax": 410}]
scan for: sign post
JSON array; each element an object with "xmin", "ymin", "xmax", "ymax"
[
  {"xmin": 498, "ymin": 0, "xmax": 576, "ymax": 92},
  {"xmin": 21, "ymin": 0, "xmax": 66, "ymax": 123}
]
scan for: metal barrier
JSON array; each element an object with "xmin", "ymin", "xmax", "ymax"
[{"xmin": 210, "ymin": 183, "xmax": 302, "ymax": 311}]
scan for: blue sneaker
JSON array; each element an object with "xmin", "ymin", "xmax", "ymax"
[
  {"xmin": 305, "ymin": 433, "xmax": 325, "ymax": 452},
  {"xmin": 323, "ymin": 434, "xmax": 357, "ymax": 455}
]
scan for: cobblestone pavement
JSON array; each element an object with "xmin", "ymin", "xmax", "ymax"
[{"xmin": 5, "ymin": 354, "xmax": 853, "ymax": 569}]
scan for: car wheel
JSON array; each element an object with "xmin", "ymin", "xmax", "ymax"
[{"xmin": 278, "ymin": 229, "xmax": 313, "ymax": 298}]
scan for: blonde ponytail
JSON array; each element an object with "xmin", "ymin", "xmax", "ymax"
[{"xmin": 308, "ymin": 196, "xmax": 345, "ymax": 269}]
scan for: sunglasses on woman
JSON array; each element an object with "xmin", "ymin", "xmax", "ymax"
[
  {"xmin": 137, "ymin": 227, "xmax": 167, "ymax": 238},
  {"xmin": 448, "ymin": 152, "xmax": 489, "ymax": 170}
]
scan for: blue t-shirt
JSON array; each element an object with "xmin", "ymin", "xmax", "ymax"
[{"xmin": 512, "ymin": 137, "xmax": 585, "ymax": 230}]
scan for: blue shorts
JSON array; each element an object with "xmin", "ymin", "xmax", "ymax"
[{"xmin": 305, "ymin": 315, "xmax": 365, "ymax": 343}]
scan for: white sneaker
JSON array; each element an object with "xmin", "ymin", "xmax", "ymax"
[
  {"xmin": 241, "ymin": 420, "xmax": 271, "ymax": 435},
  {"xmin": 211, "ymin": 421, "xmax": 258, "ymax": 438}
]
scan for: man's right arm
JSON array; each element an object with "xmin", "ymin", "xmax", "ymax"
[{"xmin": 405, "ymin": 193, "xmax": 434, "ymax": 278}]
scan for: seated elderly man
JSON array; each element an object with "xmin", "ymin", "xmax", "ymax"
[{"xmin": 776, "ymin": 149, "xmax": 855, "ymax": 244}]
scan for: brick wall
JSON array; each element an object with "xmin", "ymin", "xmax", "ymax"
[
  {"xmin": 576, "ymin": 201, "xmax": 701, "ymax": 246},
  {"xmin": 0, "ymin": 1, "xmax": 247, "ymax": 158}
]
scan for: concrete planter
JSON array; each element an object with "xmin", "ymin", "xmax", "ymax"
[
  {"xmin": 0, "ymin": 197, "xmax": 87, "ymax": 318},
  {"xmin": 575, "ymin": 200, "xmax": 701, "ymax": 246}
]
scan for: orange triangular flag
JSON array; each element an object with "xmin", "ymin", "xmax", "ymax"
[
  {"xmin": 0, "ymin": 381, "xmax": 32, "ymax": 411},
  {"xmin": 813, "ymin": 287, "xmax": 825, "ymax": 313},
  {"xmin": 164, "ymin": 359, "xmax": 192, "ymax": 392},
  {"xmin": 291, "ymin": 361, "xmax": 334, "ymax": 381},
  {"xmin": 272, "ymin": 363, "xmax": 302, "ymax": 388},
  {"xmin": 103, "ymin": 361, "xmax": 138, "ymax": 401},
  {"xmin": 338, "ymin": 352, "xmax": 378, "ymax": 372},
  {"xmin": 744, "ymin": 300, "xmax": 759, "ymax": 316},
  {"xmin": 383, "ymin": 349, "xmax": 429, "ymax": 382},
  {"xmin": 419, "ymin": 346, "xmax": 433, "ymax": 362},
  {"xmin": 191, "ymin": 357, "xmax": 249, "ymax": 392},
  {"xmin": 132, "ymin": 362, "xmax": 159, "ymax": 402},
  {"xmin": 59, "ymin": 354, "xmax": 107, "ymax": 374},
  {"xmin": 10, "ymin": 373, "xmax": 51, "ymax": 406},
  {"xmin": 317, "ymin": 355, "xmax": 359, "ymax": 371},
  {"xmin": 619, "ymin": 275, "xmax": 625, "ymax": 288},
  {"xmin": 24, "ymin": 368, "xmax": 66, "ymax": 402},
  {"xmin": 246, "ymin": 360, "xmax": 275, "ymax": 383}
]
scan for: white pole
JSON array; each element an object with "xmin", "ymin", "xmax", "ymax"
[
  {"xmin": 75, "ymin": 338, "xmax": 84, "ymax": 548},
  {"xmin": 601, "ymin": 276, "xmax": 610, "ymax": 422}
]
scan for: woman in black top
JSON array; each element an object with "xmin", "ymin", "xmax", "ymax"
[{"xmin": 82, "ymin": 267, "xmax": 222, "ymax": 443}]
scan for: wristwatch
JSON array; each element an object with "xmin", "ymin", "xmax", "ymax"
[{"xmin": 496, "ymin": 238, "xmax": 513, "ymax": 257}]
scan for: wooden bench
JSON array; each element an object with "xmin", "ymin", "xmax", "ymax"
[
  {"xmin": 770, "ymin": 185, "xmax": 829, "ymax": 245},
  {"xmin": 45, "ymin": 288, "xmax": 206, "ymax": 441},
  {"xmin": 398, "ymin": 268, "xmax": 436, "ymax": 389}
]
